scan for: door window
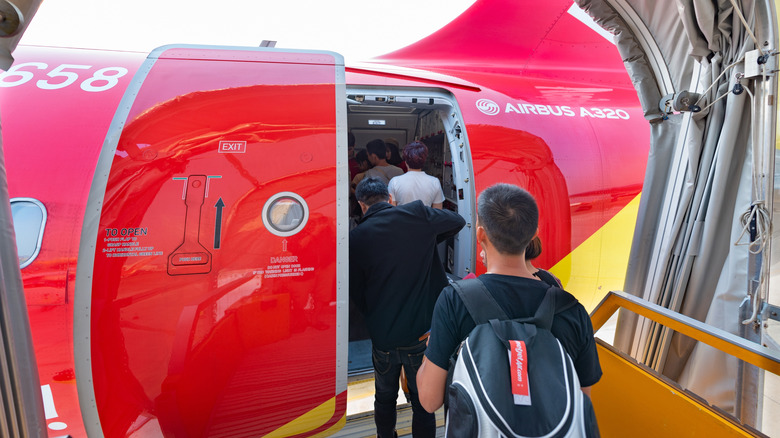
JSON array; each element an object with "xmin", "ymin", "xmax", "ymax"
[{"xmin": 10, "ymin": 198, "xmax": 46, "ymax": 268}]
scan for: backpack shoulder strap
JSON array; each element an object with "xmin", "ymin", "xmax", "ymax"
[
  {"xmin": 452, "ymin": 277, "xmax": 580, "ymax": 328},
  {"xmin": 533, "ymin": 269, "xmax": 562, "ymax": 287},
  {"xmin": 451, "ymin": 278, "xmax": 508, "ymax": 324},
  {"xmin": 529, "ymin": 286, "xmax": 580, "ymax": 330},
  {"xmin": 553, "ymin": 287, "xmax": 579, "ymax": 314}
]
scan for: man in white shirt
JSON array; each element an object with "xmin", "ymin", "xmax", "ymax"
[
  {"xmin": 389, "ymin": 141, "xmax": 445, "ymax": 209},
  {"xmin": 362, "ymin": 138, "xmax": 404, "ymax": 185}
]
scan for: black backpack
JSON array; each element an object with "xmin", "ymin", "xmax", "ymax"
[{"xmin": 445, "ymin": 278, "xmax": 600, "ymax": 437}]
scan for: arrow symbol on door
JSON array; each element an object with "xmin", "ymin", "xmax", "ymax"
[{"xmin": 214, "ymin": 197, "xmax": 225, "ymax": 249}]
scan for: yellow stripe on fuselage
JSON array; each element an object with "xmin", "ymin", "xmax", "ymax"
[
  {"xmin": 550, "ymin": 194, "xmax": 642, "ymax": 312},
  {"xmin": 263, "ymin": 395, "xmax": 345, "ymax": 438}
]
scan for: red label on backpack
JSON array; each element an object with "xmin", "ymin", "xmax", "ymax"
[{"xmin": 509, "ymin": 340, "xmax": 531, "ymax": 406}]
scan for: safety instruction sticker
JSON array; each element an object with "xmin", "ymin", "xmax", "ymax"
[
  {"xmin": 254, "ymin": 255, "xmax": 315, "ymax": 279},
  {"xmin": 102, "ymin": 228, "xmax": 163, "ymax": 258}
]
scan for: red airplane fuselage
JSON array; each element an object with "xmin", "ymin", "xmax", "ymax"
[{"xmin": 3, "ymin": 1, "xmax": 649, "ymax": 436}]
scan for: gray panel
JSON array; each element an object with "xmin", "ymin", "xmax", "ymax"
[
  {"xmin": 0, "ymin": 0, "xmax": 43, "ymax": 69},
  {"xmin": 334, "ymin": 54, "xmax": 349, "ymax": 394}
]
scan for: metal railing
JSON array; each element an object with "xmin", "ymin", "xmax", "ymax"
[{"xmin": 591, "ymin": 291, "xmax": 780, "ymax": 376}]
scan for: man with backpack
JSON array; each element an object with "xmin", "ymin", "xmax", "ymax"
[{"xmin": 416, "ymin": 183, "xmax": 602, "ymax": 436}]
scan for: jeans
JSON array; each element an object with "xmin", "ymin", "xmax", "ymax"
[{"xmin": 372, "ymin": 339, "xmax": 436, "ymax": 438}]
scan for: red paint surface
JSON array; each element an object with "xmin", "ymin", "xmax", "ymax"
[
  {"xmin": 1, "ymin": 46, "xmax": 145, "ymax": 437},
  {"xmin": 372, "ymin": 0, "xmax": 648, "ymax": 272},
  {"xmin": 90, "ymin": 48, "xmax": 340, "ymax": 437}
]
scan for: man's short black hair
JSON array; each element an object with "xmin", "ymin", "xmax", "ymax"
[
  {"xmin": 348, "ymin": 132, "xmax": 356, "ymax": 148},
  {"xmin": 355, "ymin": 177, "xmax": 390, "ymax": 206},
  {"xmin": 366, "ymin": 139, "xmax": 387, "ymax": 159},
  {"xmin": 477, "ymin": 184, "xmax": 538, "ymax": 255}
]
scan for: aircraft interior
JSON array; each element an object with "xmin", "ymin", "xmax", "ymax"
[{"xmin": 345, "ymin": 87, "xmax": 473, "ymax": 377}]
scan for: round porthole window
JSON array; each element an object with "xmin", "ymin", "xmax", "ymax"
[{"xmin": 262, "ymin": 192, "xmax": 309, "ymax": 237}]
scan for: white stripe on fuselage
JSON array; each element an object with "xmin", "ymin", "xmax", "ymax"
[{"xmin": 41, "ymin": 384, "xmax": 58, "ymax": 419}]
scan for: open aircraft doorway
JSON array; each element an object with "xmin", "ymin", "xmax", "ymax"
[{"xmin": 344, "ymin": 87, "xmax": 475, "ymax": 410}]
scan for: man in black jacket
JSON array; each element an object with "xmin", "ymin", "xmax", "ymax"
[{"xmin": 350, "ymin": 177, "xmax": 465, "ymax": 438}]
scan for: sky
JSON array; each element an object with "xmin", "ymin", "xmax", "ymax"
[{"xmin": 19, "ymin": 0, "xmax": 478, "ymax": 62}]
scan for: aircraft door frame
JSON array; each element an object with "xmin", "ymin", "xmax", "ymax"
[
  {"xmin": 75, "ymin": 44, "xmax": 348, "ymax": 438},
  {"xmin": 438, "ymin": 93, "xmax": 477, "ymax": 276},
  {"xmin": 346, "ymin": 86, "xmax": 476, "ymax": 277}
]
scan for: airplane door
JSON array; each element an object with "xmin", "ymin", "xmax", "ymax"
[{"xmin": 74, "ymin": 45, "xmax": 347, "ymax": 438}]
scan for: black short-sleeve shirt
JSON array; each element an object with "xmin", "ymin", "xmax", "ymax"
[{"xmin": 425, "ymin": 273, "xmax": 602, "ymax": 387}]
